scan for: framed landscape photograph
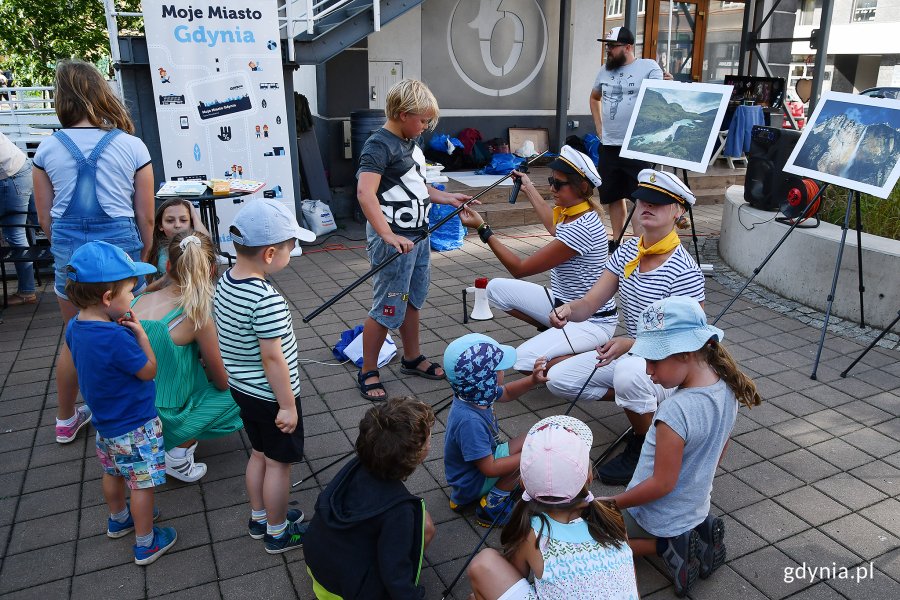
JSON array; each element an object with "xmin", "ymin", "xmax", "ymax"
[
  {"xmin": 783, "ymin": 90, "xmax": 900, "ymax": 199},
  {"xmin": 621, "ymin": 80, "xmax": 733, "ymax": 173}
]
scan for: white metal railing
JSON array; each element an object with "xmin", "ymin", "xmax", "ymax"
[
  {"xmin": 281, "ymin": 0, "xmax": 380, "ymax": 39},
  {"xmin": 0, "ymin": 87, "xmax": 61, "ymax": 155},
  {"xmin": 0, "ymin": 87, "xmax": 56, "ymax": 112}
]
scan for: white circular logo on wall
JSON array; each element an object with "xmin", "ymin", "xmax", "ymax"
[{"xmin": 447, "ymin": 0, "xmax": 548, "ymax": 97}]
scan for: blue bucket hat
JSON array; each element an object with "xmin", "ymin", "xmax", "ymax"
[
  {"xmin": 443, "ymin": 333, "xmax": 516, "ymax": 407},
  {"xmin": 66, "ymin": 241, "xmax": 156, "ymax": 283},
  {"xmin": 630, "ymin": 296, "xmax": 724, "ymax": 361}
]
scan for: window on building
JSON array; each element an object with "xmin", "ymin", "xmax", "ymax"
[
  {"xmin": 852, "ymin": 0, "xmax": 876, "ymax": 21},
  {"xmin": 720, "ymin": 1, "xmax": 743, "ymax": 8},
  {"xmin": 799, "ymin": 0, "xmax": 822, "ymax": 26},
  {"xmin": 607, "ymin": 0, "xmax": 623, "ymax": 17},
  {"xmin": 639, "ymin": 0, "xmax": 647, "ymax": 14}
]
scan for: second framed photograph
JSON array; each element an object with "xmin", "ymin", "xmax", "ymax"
[{"xmin": 621, "ymin": 80, "xmax": 733, "ymax": 173}]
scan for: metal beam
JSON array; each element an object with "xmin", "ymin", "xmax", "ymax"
[
  {"xmin": 810, "ymin": 0, "xmax": 835, "ymax": 114},
  {"xmin": 623, "ymin": 0, "xmax": 638, "ymax": 35},
  {"xmin": 555, "ymin": 0, "xmax": 573, "ymax": 151}
]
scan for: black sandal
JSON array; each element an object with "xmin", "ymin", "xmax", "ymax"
[
  {"xmin": 357, "ymin": 369, "xmax": 387, "ymax": 401},
  {"xmin": 400, "ymin": 355, "xmax": 446, "ymax": 380}
]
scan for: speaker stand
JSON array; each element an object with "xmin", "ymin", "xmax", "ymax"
[
  {"xmin": 680, "ymin": 169, "xmax": 702, "ymax": 265},
  {"xmin": 713, "ymin": 182, "xmax": 830, "ymax": 325}
]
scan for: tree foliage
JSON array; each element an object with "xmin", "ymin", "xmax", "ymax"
[{"xmin": 0, "ymin": 0, "xmax": 141, "ymax": 85}]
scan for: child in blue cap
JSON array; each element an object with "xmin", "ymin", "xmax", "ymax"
[
  {"xmin": 443, "ymin": 333, "xmax": 548, "ymax": 526},
  {"xmin": 598, "ymin": 296, "xmax": 762, "ymax": 597},
  {"xmin": 63, "ymin": 241, "xmax": 176, "ymax": 565}
]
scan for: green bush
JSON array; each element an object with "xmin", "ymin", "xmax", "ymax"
[{"xmin": 818, "ymin": 185, "xmax": 900, "ymax": 241}]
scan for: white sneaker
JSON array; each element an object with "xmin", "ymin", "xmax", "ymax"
[{"xmin": 165, "ymin": 450, "xmax": 207, "ymax": 482}]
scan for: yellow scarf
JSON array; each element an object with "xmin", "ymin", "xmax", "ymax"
[
  {"xmin": 623, "ymin": 229, "xmax": 681, "ymax": 278},
  {"xmin": 553, "ymin": 201, "xmax": 591, "ymax": 225}
]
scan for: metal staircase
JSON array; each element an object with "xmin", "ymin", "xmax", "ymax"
[{"xmin": 283, "ymin": 0, "xmax": 425, "ymax": 65}]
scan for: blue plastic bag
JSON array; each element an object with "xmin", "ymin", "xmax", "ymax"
[
  {"xmin": 584, "ymin": 133, "xmax": 601, "ymax": 166},
  {"xmin": 428, "ymin": 134, "xmax": 464, "ymax": 155},
  {"xmin": 429, "ymin": 203, "xmax": 465, "ymax": 251},
  {"xmin": 476, "ymin": 152, "xmax": 525, "ymax": 175}
]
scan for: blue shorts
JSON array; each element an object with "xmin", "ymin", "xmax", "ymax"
[
  {"xmin": 50, "ymin": 216, "xmax": 146, "ymax": 299},
  {"xmin": 95, "ymin": 416, "xmax": 166, "ymax": 490},
  {"xmin": 478, "ymin": 442, "xmax": 511, "ymax": 497},
  {"xmin": 366, "ymin": 224, "xmax": 430, "ymax": 329}
]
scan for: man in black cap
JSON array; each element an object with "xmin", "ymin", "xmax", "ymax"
[{"xmin": 589, "ymin": 27, "xmax": 669, "ymax": 251}]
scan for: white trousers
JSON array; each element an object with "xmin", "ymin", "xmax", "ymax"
[
  {"xmin": 546, "ymin": 351, "xmax": 674, "ymax": 414},
  {"xmin": 487, "ymin": 278, "xmax": 616, "ymax": 372}
]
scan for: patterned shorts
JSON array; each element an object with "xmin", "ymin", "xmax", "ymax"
[{"xmin": 96, "ymin": 417, "xmax": 166, "ymax": 490}]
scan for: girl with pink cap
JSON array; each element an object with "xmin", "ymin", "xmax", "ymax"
[{"xmin": 466, "ymin": 415, "xmax": 638, "ymax": 600}]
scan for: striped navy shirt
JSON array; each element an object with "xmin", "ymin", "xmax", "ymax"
[
  {"xmin": 607, "ymin": 239, "xmax": 705, "ymax": 338},
  {"xmin": 213, "ymin": 270, "xmax": 300, "ymax": 401},
  {"xmin": 551, "ymin": 211, "xmax": 617, "ymax": 322}
]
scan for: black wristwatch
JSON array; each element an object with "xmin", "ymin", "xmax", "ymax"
[{"xmin": 477, "ymin": 223, "xmax": 494, "ymax": 243}]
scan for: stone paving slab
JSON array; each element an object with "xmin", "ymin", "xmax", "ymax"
[{"xmin": 0, "ymin": 216, "xmax": 898, "ymax": 599}]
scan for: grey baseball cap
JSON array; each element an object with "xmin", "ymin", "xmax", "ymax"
[{"xmin": 230, "ymin": 198, "xmax": 316, "ymax": 246}]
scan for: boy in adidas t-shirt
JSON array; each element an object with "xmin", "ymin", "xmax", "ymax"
[{"xmin": 355, "ymin": 79, "xmax": 471, "ymax": 401}]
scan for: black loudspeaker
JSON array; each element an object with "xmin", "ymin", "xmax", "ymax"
[{"xmin": 744, "ymin": 126, "xmax": 802, "ymax": 211}]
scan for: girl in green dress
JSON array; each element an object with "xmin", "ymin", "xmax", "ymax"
[{"xmin": 131, "ymin": 231, "xmax": 243, "ymax": 482}]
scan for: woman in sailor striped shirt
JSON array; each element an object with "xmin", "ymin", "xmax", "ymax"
[
  {"xmin": 548, "ymin": 169, "xmax": 705, "ymax": 487},
  {"xmin": 459, "ymin": 146, "xmax": 616, "ymax": 373}
]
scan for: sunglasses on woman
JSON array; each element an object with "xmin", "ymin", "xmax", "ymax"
[{"xmin": 548, "ymin": 177, "xmax": 572, "ymax": 190}]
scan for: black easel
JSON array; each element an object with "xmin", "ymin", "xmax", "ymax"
[
  {"xmin": 841, "ymin": 309, "xmax": 900, "ymax": 377},
  {"xmin": 714, "ymin": 185, "xmax": 867, "ymax": 380}
]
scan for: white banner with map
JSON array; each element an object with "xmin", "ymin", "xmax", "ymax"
[{"xmin": 143, "ymin": 1, "xmax": 294, "ymax": 253}]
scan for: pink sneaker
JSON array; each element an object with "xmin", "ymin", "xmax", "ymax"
[{"xmin": 56, "ymin": 406, "xmax": 93, "ymax": 443}]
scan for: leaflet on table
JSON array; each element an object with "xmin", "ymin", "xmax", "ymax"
[{"xmin": 157, "ymin": 181, "xmax": 209, "ymax": 196}]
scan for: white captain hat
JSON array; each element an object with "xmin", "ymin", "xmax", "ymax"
[
  {"xmin": 547, "ymin": 145, "xmax": 603, "ymax": 189},
  {"xmin": 632, "ymin": 169, "xmax": 696, "ymax": 206}
]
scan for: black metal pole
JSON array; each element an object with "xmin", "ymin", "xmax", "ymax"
[
  {"xmin": 854, "ymin": 192, "xmax": 865, "ymax": 328},
  {"xmin": 615, "ymin": 203, "xmax": 637, "ymax": 246},
  {"xmin": 811, "ymin": 189, "xmax": 856, "ymax": 380},
  {"xmin": 841, "ymin": 310, "xmax": 900, "ymax": 378},
  {"xmin": 713, "ymin": 183, "xmax": 829, "ymax": 325},
  {"xmin": 302, "ymin": 152, "xmax": 548, "ymax": 323},
  {"xmin": 545, "ymin": 287, "xmax": 576, "ymax": 356}
]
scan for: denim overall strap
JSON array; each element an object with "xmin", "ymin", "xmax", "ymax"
[{"xmin": 53, "ymin": 129, "xmax": 122, "ymax": 219}]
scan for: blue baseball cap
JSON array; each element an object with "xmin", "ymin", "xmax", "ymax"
[
  {"xmin": 630, "ymin": 296, "xmax": 725, "ymax": 361},
  {"xmin": 230, "ymin": 198, "xmax": 315, "ymax": 247},
  {"xmin": 443, "ymin": 333, "xmax": 516, "ymax": 406},
  {"xmin": 66, "ymin": 241, "xmax": 156, "ymax": 283}
]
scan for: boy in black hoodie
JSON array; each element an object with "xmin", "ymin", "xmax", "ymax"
[{"xmin": 304, "ymin": 396, "xmax": 436, "ymax": 599}]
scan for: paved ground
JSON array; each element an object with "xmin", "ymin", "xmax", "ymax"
[{"xmin": 1, "ymin": 210, "xmax": 898, "ymax": 599}]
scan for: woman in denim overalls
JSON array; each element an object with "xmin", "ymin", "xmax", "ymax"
[{"xmin": 34, "ymin": 60, "xmax": 155, "ymax": 444}]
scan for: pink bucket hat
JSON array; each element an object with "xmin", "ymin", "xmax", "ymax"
[{"xmin": 521, "ymin": 415, "xmax": 594, "ymax": 505}]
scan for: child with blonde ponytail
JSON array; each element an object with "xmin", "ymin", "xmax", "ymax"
[
  {"xmin": 598, "ymin": 296, "xmax": 762, "ymax": 597},
  {"xmin": 130, "ymin": 231, "xmax": 243, "ymax": 482}
]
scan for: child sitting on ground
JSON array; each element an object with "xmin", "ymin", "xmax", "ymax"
[
  {"xmin": 304, "ymin": 396, "xmax": 437, "ymax": 599},
  {"xmin": 467, "ymin": 415, "xmax": 639, "ymax": 599},
  {"xmin": 599, "ymin": 296, "xmax": 762, "ymax": 597},
  {"xmin": 213, "ymin": 198, "xmax": 315, "ymax": 554},
  {"xmin": 63, "ymin": 241, "xmax": 176, "ymax": 565},
  {"xmin": 144, "ymin": 198, "xmax": 210, "ymax": 291},
  {"xmin": 443, "ymin": 333, "xmax": 548, "ymax": 527}
]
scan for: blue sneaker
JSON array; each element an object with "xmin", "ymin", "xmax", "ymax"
[
  {"xmin": 107, "ymin": 503, "xmax": 161, "ymax": 538},
  {"xmin": 133, "ymin": 526, "xmax": 177, "ymax": 565},
  {"xmin": 659, "ymin": 529, "xmax": 700, "ymax": 597},
  {"xmin": 248, "ymin": 509, "xmax": 304, "ymax": 540},
  {"xmin": 264, "ymin": 520, "xmax": 308, "ymax": 554},
  {"xmin": 474, "ymin": 493, "xmax": 515, "ymax": 528},
  {"xmin": 694, "ymin": 515, "xmax": 726, "ymax": 579}
]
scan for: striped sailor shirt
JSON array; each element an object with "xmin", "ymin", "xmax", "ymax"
[
  {"xmin": 607, "ymin": 238, "xmax": 705, "ymax": 338},
  {"xmin": 551, "ymin": 211, "xmax": 617, "ymax": 320},
  {"xmin": 213, "ymin": 270, "xmax": 300, "ymax": 401}
]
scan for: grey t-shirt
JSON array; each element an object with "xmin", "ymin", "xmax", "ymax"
[
  {"xmin": 592, "ymin": 59, "xmax": 664, "ymax": 145},
  {"xmin": 626, "ymin": 379, "xmax": 737, "ymax": 538},
  {"xmin": 356, "ymin": 127, "xmax": 431, "ymax": 233}
]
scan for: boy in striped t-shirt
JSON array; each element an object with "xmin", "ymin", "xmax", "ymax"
[{"xmin": 213, "ymin": 198, "xmax": 315, "ymax": 554}]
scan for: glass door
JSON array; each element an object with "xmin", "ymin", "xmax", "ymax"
[{"xmin": 645, "ymin": 0, "xmax": 707, "ymax": 82}]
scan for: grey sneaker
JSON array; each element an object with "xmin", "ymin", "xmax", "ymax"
[
  {"xmin": 694, "ymin": 514, "xmax": 726, "ymax": 579},
  {"xmin": 659, "ymin": 529, "xmax": 700, "ymax": 597}
]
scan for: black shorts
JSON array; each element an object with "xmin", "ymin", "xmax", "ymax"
[
  {"xmin": 597, "ymin": 144, "xmax": 651, "ymax": 204},
  {"xmin": 231, "ymin": 388, "xmax": 304, "ymax": 464}
]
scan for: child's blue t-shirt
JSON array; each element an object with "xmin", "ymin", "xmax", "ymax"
[
  {"xmin": 626, "ymin": 379, "xmax": 737, "ymax": 538},
  {"xmin": 65, "ymin": 318, "xmax": 157, "ymax": 439},
  {"xmin": 443, "ymin": 397, "xmax": 502, "ymax": 505}
]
